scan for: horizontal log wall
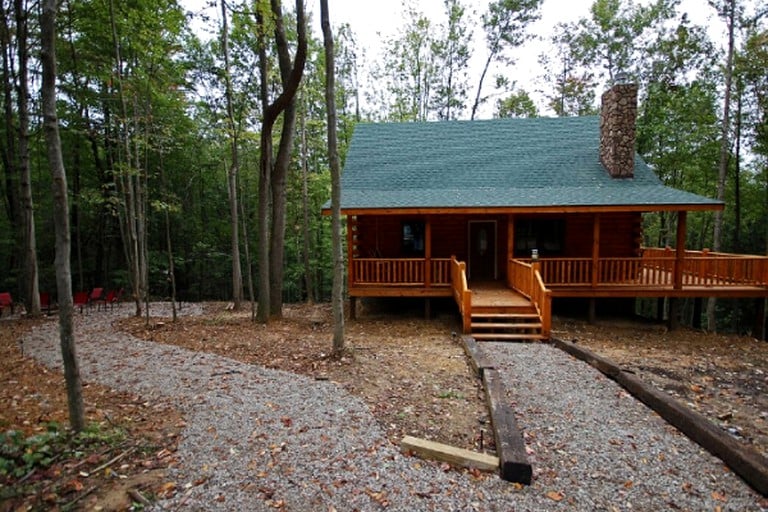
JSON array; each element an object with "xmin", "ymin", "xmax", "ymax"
[
  {"xmin": 356, "ymin": 213, "xmax": 511, "ymax": 277},
  {"xmin": 565, "ymin": 212, "xmax": 642, "ymax": 258}
]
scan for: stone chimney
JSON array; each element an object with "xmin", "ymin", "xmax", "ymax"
[{"xmin": 599, "ymin": 77, "xmax": 638, "ymax": 179}]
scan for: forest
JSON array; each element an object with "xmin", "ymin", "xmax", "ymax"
[{"xmin": 1, "ymin": 0, "xmax": 766, "ymax": 330}]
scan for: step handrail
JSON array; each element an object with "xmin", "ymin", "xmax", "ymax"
[
  {"xmin": 508, "ymin": 259, "xmax": 552, "ymax": 339},
  {"xmin": 450, "ymin": 256, "xmax": 472, "ymax": 333}
]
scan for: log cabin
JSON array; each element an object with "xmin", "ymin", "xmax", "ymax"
[{"xmin": 323, "ymin": 80, "xmax": 768, "ymax": 341}]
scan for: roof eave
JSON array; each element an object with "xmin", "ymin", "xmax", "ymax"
[{"xmin": 322, "ymin": 202, "xmax": 724, "ymax": 216}]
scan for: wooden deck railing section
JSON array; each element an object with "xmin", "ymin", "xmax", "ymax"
[
  {"xmin": 643, "ymin": 248, "xmax": 768, "ymax": 287},
  {"xmin": 508, "ymin": 259, "xmax": 552, "ymax": 339},
  {"xmin": 450, "ymin": 256, "xmax": 472, "ymax": 333},
  {"xmin": 529, "ymin": 250, "xmax": 768, "ymax": 289},
  {"xmin": 352, "ymin": 258, "xmax": 451, "ymax": 286}
]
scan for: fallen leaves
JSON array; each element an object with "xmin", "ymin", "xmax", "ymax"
[
  {"xmin": 157, "ymin": 481, "xmax": 178, "ymax": 498},
  {"xmin": 365, "ymin": 488, "xmax": 390, "ymax": 507},
  {"xmin": 546, "ymin": 490, "xmax": 564, "ymax": 501}
]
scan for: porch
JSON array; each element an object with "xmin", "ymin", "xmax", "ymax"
[{"xmin": 348, "ymin": 251, "xmax": 768, "ymax": 341}]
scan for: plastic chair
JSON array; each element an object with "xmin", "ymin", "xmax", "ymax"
[{"xmin": 73, "ymin": 291, "xmax": 89, "ymax": 313}]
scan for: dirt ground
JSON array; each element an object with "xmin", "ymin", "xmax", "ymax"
[{"xmin": 2, "ymin": 300, "xmax": 768, "ymax": 510}]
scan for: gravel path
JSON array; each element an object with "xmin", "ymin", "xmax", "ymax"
[{"xmin": 21, "ymin": 305, "xmax": 767, "ymax": 511}]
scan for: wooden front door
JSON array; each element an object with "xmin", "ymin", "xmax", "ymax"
[{"xmin": 468, "ymin": 221, "xmax": 497, "ymax": 281}]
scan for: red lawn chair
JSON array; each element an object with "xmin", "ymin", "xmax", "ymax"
[
  {"xmin": 40, "ymin": 292, "xmax": 52, "ymax": 315},
  {"xmin": 103, "ymin": 290, "xmax": 116, "ymax": 310},
  {"xmin": 0, "ymin": 292, "xmax": 13, "ymax": 317},
  {"xmin": 102, "ymin": 289, "xmax": 124, "ymax": 311},
  {"xmin": 109, "ymin": 288, "xmax": 124, "ymax": 309},
  {"xmin": 90, "ymin": 287, "xmax": 106, "ymax": 311},
  {"xmin": 73, "ymin": 291, "xmax": 89, "ymax": 313}
]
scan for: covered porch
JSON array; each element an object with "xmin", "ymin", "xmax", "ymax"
[{"xmin": 346, "ymin": 212, "xmax": 768, "ymax": 340}]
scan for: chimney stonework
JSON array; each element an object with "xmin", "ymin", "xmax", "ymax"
[{"xmin": 599, "ymin": 82, "xmax": 638, "ymax": 179}]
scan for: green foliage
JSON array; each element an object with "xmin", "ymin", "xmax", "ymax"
[
  {"xmin": 474, "ymin": 0, "xmax": 543, "ymax": 118},
  {"xmin": 575, "ymin": 0, "xmax": 677, "ymax": 81},
  {"xmin": 495, "ymin": 88, "xmax": 538, "ymax": 118},
  {"xmin": 368, "ymin": 0, "xmax": 477, "ymax": 121},
  {"xmin": 482, "ymin": 0, "xmax": 542, "ymax": 51},
  {"xmin": 0, "ymin": 422, "xmax": 125, "ymax": 480},
  {"xmin": 431, "ymin": 0, "xmax": 473, "ymax": 120},
  {"xmin": 539, "ymin": 24, "xmax": 598, "ymax": 116}
]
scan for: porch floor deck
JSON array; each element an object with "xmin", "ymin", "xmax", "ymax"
[{"xmin": 470, "ymin": 281, "xmax": 531, "ymax": 308}]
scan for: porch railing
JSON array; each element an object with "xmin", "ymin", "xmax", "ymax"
[
  {"xmin": 508, "ymin": 259, "xmax": 552, "ymax": 338},
  {"xmin": 643, "ymin": 248, "xmax": 768, "ymax": 286},
  {"xmin": 450, "ymin": 256, "xmax": 472, "ymax": 333},
  {"xmin": 524, "ymin": 251, "xmax": 768, "ymax": 288},
  {"xmin": 352, "ymin": 258, "xmax": 451, "ymax": 286}
]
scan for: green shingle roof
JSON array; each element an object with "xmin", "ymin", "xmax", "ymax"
[{"xmin": 336, "ymin": 116, "xmax": 721, "ymax": 211}]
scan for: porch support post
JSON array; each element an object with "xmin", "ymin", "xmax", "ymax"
[
  {"xmin": 507, "ymin": 215, "xmax": 515, "ymax": 286},
  {"xmin": 588, "ymin": 214, "xmax": 601, "ymax": 324},
  {"xmin": 347, "ymin": 216, "xmax": 355, "ymax": 286},
  {"xmin": 425, "ymin": 216, "xmax": 432, "ymax": 288},
  {"xmin": 675, "ymin": 211, "xmax": 687, "ymax": 290},
  {"xmin": 347, "ymin": 216, "xmax": 356, "ymax": 320},
  {"xmin": 592, "ymin": 213, "xmax": 601, "ymax": 288}
]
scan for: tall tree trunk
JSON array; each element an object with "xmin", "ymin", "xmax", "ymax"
[
  {"xmin": 733, "ymin": 81, "xmax": 743, "ymax": 252},
  {"xmin": 64, "ymin": 0, "xmax": 86, "ymax": 293},
  {"xmin": 300, "ymin": 102, "xmax": 315, "ymax": 304},
  {"xmin": 239, "ymin": 179, "xmax": 256, "ymax": 321},
  {"xmin": 255, "ymin": 0, "xmax": 307, "ymax": 322},
  {"xmin": 109, "ymin": 0, "xmax": 144, "ymax": 316},
  {"xmin": 708, "ymin": 0, "xmax": 736, "ymax": 332},
  {"xmin": 268, "ymin": 0, "xmax": 304, "ymax": 318},
  {"xmin": 157, "ymin": 149, "xmax": 177, "ymax": 321},
  {"xmin": 471, "ymin": 52, "xmax": 494, "ymax": 121},
  {"xmin": 15, "ymin": 0, "xmax": 39, "ymax": 315},
  {"xmin": 269, "ymin": 98, "xmax": 296, "ymax": 317},
  {"xmin": 321, "ymin": 0, "xmax": 345, "ymax": 355},
  {"xmin": 0, "ymin": 1, "xmax": 20, "ymax": 278},
  {"xmin": 256, "ymin": 9, "xmax": 272, "ymax": 323},
  {"xmin": 137, "ymin": 99, "xmax": 150, "ymax": 321},
  {"xmin": 40, "ymin": 0, "xmax": 85, "ymax": 432},
  {"xmin": 220, "ymin": 0, "xmax": 243, "ymax": 310}
]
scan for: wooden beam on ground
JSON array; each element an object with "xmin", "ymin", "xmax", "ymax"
[
  {"xmin": 552, "ymin": 338, "xmax": 768, "ymax": 497},
  {"xmin": 483, "ymin": 369, "xmax": 532, "ymax": 484},
  {"xmin": 461, "ymin": 335, "xmax": 495, "ymax": 378},
  {"xmin": 401, "ymin": 436, "xmax": 499, "ymax": 473}
]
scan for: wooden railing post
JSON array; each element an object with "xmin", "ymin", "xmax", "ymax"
[
  {"xmin": 347, "ymin": 216, "xmax": 355, "ymax": 285},
  {"xmin": 674, "ymin": 211, "xmax": 687, "ymax": 290},
  {"xmin": 592, "ymin": 213, "xmax": 600, "ymax": 288},
  {"xmin": 541, "ymin": 289, "xmax": 552, "ymax": 339},
  {"xmin": 462, "ymin": 262, "xmax": 472, "ymax": 334},
  {"xmin": 425, "ymin": 218, "xmax": 432, "ymax": 288}
]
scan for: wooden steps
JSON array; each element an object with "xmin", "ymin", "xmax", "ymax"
[
  {"xmin": 468, "ymin": 283, "xmax": 545, "ymax": 342},
  {"xmin": 470, "ymin": 309, "xmax": 544, "ymax": 342}
]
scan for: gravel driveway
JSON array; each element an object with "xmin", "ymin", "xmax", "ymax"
[{"xmin": 21, "ymin": 304, "xmax": 767, "ymax": 511}]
